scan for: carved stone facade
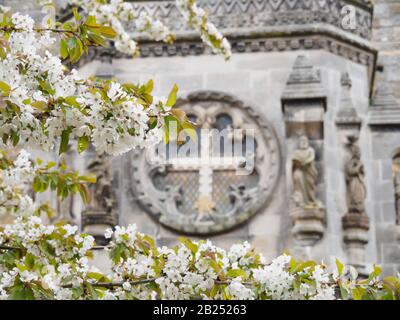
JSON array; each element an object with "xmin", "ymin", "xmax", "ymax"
[
  {"xmin": 130, "ymin": 91, "xmax": 280, "ymax": 235},
  {"xmin": 9, "ymin": 0, "xmax": 400, "ymax": 275}
]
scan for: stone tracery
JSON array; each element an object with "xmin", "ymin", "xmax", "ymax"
[{"xmin": 129, "ymin": 91, "xmax": 281, "ymax": 234}]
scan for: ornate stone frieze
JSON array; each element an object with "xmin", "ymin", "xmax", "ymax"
[
  {"xmin": 127, "ymin": 0, "xmax": 373, "ymax": 40},
  {"xmin": 129, "ymin": 91, "xmax": 281, "ymax": 235}
]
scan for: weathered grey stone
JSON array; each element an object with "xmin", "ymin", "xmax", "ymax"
[
  {"xmin": 16, "ymin": 0, "xmax": 400, "ymax": 276},
  {"xmin": 383, "ymin": 244, "xmax": 400, "ymax": 263},
  {"xmin": 381, "ymin": 202, "xmax": 397, "ymax": 223},
  {"xmin": 206, "ymin": 73, "xmax": 251, "ymax": 90}
]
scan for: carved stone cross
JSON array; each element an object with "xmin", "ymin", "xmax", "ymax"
[{"xmin": 165, "ymin": 129, "xmax": 247, "ymax": 221}]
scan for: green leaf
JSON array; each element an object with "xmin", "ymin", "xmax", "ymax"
[
  {"xmin": 99, "ymin": 26, "xmax": 117, "ymax": 38},
  {"xmin": 64, "ymin": 96, "xmax": 80, "ymax": 108},
  {"xmin": 60, "ymin": 39, "xmax": 68, "ymax": 59},
  {"xmin": 87, "ymin": 272, "xmax": 109, "ymax": 282},
  {"xmin": 11, "ymin": 131, "xmax": 19, "ymax": 146},
  {"xmin": 10, "ymin": 285, "xmax": 35, "ymax": 300},
  {"xmin": 336, "ymin": 258, "xmax": 344, "ymax": 276},
  {"xmin": 79, "ymin": 174, "xmax": 97, "ymax": 184},
  {"xmin": 210, "ymin": 285, "xmax": 219, "ymax": 298},
  {"xmin": 72, "ymin": 286, "xmax": 84, "ymax": 299},
  {"xmin": 145, "ymin": 79, "xmax": 154, "ymax": 94},
  {"xmin": 78, "ymin": 184, "xmax": 90, "ymax": 203},
  {"xmin": 339, "ymin": 285, "xmax": 349, "ymax": 300},
  {"xmin": 33, "ymin": 176, "xmax": 42, "ymax": 193},
  {"xmin": 352, "ymin": 287, "xmax": 365, "ymax": 300},
  {"xmin": 226, "ymin": 269, "xmax": 247, "ymax": 280},
  {"xmin": 39, "ymin": 80, "xmax": 55, "ymax": 95},
  {"xmin": 59, "ymin": 128, "xmax": 71, "ymax": 155},
  {"xmin": 46, "ymin": 161, "xmax": 57, "ymax": 169},
  {"xmin": 166, "ymin": 84, "xmax": 178, "ymax": 107},
  {"xmin": 24, "ymin": 253, "xmax": 35, "ymax": 270},
  {"xmin": 0, "ymin": 80, "xmax": 11, "ymax": 95},
  {"xmin": 289, "ymin": 257, "xmax": 297, "ymax": 272},
  {"xmin": 110, "ymin": 243, "xmax": 126, "ymax": 264},
  {"xmin": 77, "ymin": 135, "xmax": 90, "ymax": 153},
  {"xmin": 72, "ymin": 7, "xmax": 81, "ymax": 21},
  {"xmin": 182, "ymin": 121, "xmax": 197, "ymax": 142},
  {"xmin": 30, "ymin": 101, "xmax": 48, "ymax": 111},
  {"xmin": 368, "ymin": 264, "xmax": 382, "ymax": 281},
  {"xmin": 163, "ymin": 115, "xmax": 178, "ymax": 144}
]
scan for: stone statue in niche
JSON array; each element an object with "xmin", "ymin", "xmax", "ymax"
[
  {"xmin": 291, "ymin": 135, "xmax": 321, "ymax": 208},
  {"xmin": 86, "ymin": 154, "xmax": 116, "ymax": 213},
  {"xmin": 345, "ymin": 138, "xmax": 366, "ymax": 215},
  {"xmin": 342, "ymin": 136, "xmax": 369, "ymax": 275},
  {"xmin": 53, "ymin": 144, "xmax": 76, "ymax": 224},
  {"xmin": 81, "ymin": 153, "xmax": 117, "ymax": 245},
  {"xmin": 289, "ymin": 135, "xmax": 325, "ymax": 246}
]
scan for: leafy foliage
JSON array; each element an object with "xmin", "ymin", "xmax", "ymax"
[{"xmin": 0, "ymin": 217, "xmax": 398, "ymax": 300}]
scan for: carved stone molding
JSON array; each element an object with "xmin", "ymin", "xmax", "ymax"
[
  {"xmin": 290, "ymin": 206, "xmax": 325, "ymax": 246},
  {"xmin": 129, "ymin": 91, "xmax": 281, "ymax": 235},
  {"xmin": 342, "ymin": 213, "xmax": 370, "ymax": 275},
  {"xmin": 77, "ymin": 35, "xmax": 376, "ymax": 83},
  {"xmin": 127, "ymin": 0, "xmax": 373, "ymax": 40}
]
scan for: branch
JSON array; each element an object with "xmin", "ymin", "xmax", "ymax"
[
  {"xmin": 0, "ymin": 245, "xmax": 22, "ymax": 250},
  {"xmin": 61, "ymin": 278, "xmax": 156, "ymax": 288},
  {"xmin": 0, "ymin": 26, "xmax": 81, "ymax": 39}
]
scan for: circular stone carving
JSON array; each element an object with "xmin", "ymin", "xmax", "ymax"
[{"xmin": 129, "ymin": 91, "xmax": 281, "ymax": 235}]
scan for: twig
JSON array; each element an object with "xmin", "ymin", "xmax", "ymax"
[
  {"xmin": 61, "ymin": 278, "xmax": 156, "ymax": 289},
  {"xmin": 0, "ymin": 26, "xmax": 81, "ymax": 40},
  {"xmin": 0, "ymin": 245, "xmax": 22, "ymax": 251}
]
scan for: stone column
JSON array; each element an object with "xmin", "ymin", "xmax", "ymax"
[{"xmin": 281, "ymin": 55, "xmax": 327, "ymax": 248}]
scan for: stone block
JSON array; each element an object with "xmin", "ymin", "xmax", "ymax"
[
  {"xmin": 206, "ymin": 72, "xmax": 251, "ymax": 90},
  {"xmin": 381, "ymin": 202, "xmax": 397, "ymax": 223},
  {"xmin": 383, "ymin": 244, "xmax": 400, "ymax": 263},
  {"xmin": 159, "ymin": 74, "xmax": 204, "ymax": 92},
  {"xmin": 375, "ymin": 224, "xmax": 398, "ymax": 243},
  {"xmin": 248, "ymin": 214, "xmax": 281, "ymax": 237},
  {"xmin": 374, "ymin": 181, "xmax": 396, "ymax": 202},
  {"xmin": 250, "ymin": 72, "xmax": 271, "ymax": 90},
  {"xmin": 380, "ymin": 159, "xmax": 393, "ymax": 181}
]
